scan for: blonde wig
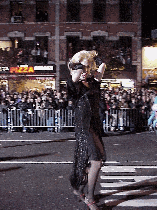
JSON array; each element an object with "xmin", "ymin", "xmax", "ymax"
[{"xmin": 68, "ymin": 50, "xmax": 98, "ymax": 76}]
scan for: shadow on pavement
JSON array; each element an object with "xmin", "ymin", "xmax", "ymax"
[
  {"xmin": 0, "ymin": 166, "xmax": 23, "ymax": 172},
  {"xmin": 96, "ymin": 177, "xmax": 157, "ymax": 209},
  {"xmin": 1, "ymin": 137, "xmax": 76, "ymax": 148},
  {"xmin": 0, "ymin": 153, "xmax": 53, "ymax": 161}
]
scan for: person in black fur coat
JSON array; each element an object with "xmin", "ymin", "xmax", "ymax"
[{"xmin": 67, "ymin": 50, "xmax": 106, "ymax": 210}]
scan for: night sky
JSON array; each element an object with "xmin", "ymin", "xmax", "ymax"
[{"xmin": 142, "ymin": 1, "xmax": 157, "ymax": 38}]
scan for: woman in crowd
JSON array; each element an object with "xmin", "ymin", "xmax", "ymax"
[{"xmin": 67, "ymin": 50, "xmax": 106, "ymax": 210}]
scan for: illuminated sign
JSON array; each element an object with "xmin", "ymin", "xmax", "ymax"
[
  {"xmin": 34, "ymin": 66, "xmax": 53, "ymax": 71},
  {"xmin": 0, "ymin": 67, "xmax": 9, "ymax": 71},
  {"xmin": 121, "ymin": 79, "xmax": 134, "ymax": 88},
  {"xmin": 10, "ymin": 66, "xmax": 34, "ymax": 73}
]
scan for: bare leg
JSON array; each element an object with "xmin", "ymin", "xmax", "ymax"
[{"xmin": 85, "ymin": 160, "xmax": 101, "ymax": 210}]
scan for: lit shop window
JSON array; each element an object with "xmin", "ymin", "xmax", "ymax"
[{"xmin": 0, "ymin": 41, "xmax": 12, "ymax": 51}]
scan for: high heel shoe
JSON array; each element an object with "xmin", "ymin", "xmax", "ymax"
[
  {"xmin": 73, "ymin": 189, "xmax": 85, "ymax": 202},
  {"xmin": 84, "ymin": 197, "xmax": 99, "ymax": 210}
]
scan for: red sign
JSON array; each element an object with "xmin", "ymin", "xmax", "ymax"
[{"xmin": 10, "ymin": 66, "xmax": 34, "ymax": 74}]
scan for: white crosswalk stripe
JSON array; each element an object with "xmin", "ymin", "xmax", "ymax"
[{"xmin": 100, "ymin": 164, "xmax": 157, "ymax": 207}]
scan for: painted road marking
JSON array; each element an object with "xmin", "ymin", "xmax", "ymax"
[
  {"xmin": 101, "ymin": 166, "xmax": 136, "ymax": 172},
  {"xmin": 0, "ymin": 161, "xmax": 119, "ymax": 164},
  {"xmin": 101, "ymin": 166, "xmax": 157, "ymax": 173},
  {"xmin": 0, "ymin": 140, "xmax": 66, "ymax": 142},
  {"xmin": 105, "ymin": 197, "xmax": 157, "ymax": 207},
  {"xmin": 0, "ymin": 161, "xmax": 74, "ymax": 164},
  {"xmin": 100, "ymin": 165, "xmax": 157, "ymax": 207},
  {"xmin": 100, "ymin": 175, "xmax": 157, "ymax": 182}
]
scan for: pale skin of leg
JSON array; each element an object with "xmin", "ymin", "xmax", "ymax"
[
  {"xmin": 86, "ymin": 160, "xmax": 102, "ymax": 202},
  {"xmin": 73, "ymin": 160, "xmax": 101, "ymax": 210}
]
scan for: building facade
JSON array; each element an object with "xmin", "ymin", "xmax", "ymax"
[{"xmin": 0, "ymin": 0, "xmax": 142, "ymax": 92}]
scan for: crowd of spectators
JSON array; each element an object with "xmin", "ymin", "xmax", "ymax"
[
  {"xmin": 99, "ymin": 87, "xmax": 156, "ymax": 132},
  {"xmin": 0, "ymin": 86, "xmax": 156, "ymax": 114},
  {"xmin": 100, "ymin": 86, "xmax": 156, "ymax": 112},
  {"xmin": 0, "ymin": 86, "xmax": 156, "ymax": 132},
  {"xmin": 0, "ymin": 88, "xmax": 69, "ymax": 113}
]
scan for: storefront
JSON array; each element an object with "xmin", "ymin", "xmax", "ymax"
[
  {"xmin": 100, "ymin": 79, "xmax": 135, "ymax": 89},
  {"xmin": 0, "ymin": 65, "xmax": 56, "ymax": 93},
  {"xmin": 142, "ymin": 68, "xmax": 157, "ymax": 90},
  {"xmin": 142, "ymin": 47, "xmax": 157, "ymax": 89}
]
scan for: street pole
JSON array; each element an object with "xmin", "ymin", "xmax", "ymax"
[
  {"xmin": 55, "ymin": 0, "xmax": 60, "ymax": 92},
  {"xmin": 137, "ymin": 0, "xmax": 142, "ymax": 88}
]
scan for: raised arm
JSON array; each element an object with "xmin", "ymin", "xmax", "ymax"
[{"xmin": 94, "ymin": 63, "xmax": 106, "ymax": 82}]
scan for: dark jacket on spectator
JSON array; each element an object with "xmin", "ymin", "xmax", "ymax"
[
  {"xmin": 17, "ymin": 101, "xmax": 28, "ymax": 112},
  {"xmin": 8, "ymin": 100, "xmax": 17, "ymax": 109}
]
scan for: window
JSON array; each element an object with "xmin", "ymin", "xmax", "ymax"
[
  {"xmin": 80, "ymin": 40, "xmax": 93, "ymax": 51},
  {"xmin": 10, "ymin": 37, "xmax": 24, "ymax": 49},
  {"xmin": 24, "ymin": 40, "xmax": 35, "ymax": 65},
  {"xmin": 9, "ymin": 37, "xmax": 25, "ymax": 65},
  {"xmin": 67, "ymin": 36, "xmax": 80, "ymax": 60},
  {"xmin": 67, "ymin": 0, "xmax": 80, "ymax": 22},
  {"xmin": 35, "ymin": 36, "xmax": 48, "ymax": 64},
  {"xmin": 10, "ymin": 1, "xmax": 23, "ymax": 23},
  {"xmin": 119, "ymin": 36, "xmax": 132, "ymax": 66},
  {"xmin": 0, "ymin": 41, "xmax": 12, "ymax": 51},
  {"xmin": 36, "ymin": 1, "xmax": 49, "ymax": 22},
  {"xmin": 93, "ymin": 36, "xmax": 105, "ymax": 48},
  {"xmin": 93, "ymin": 0, "xmax": 106, "ymax": 22},
  {"xmin": 120, "ymin": 0, "xmax": 132, "ymax": 22}
]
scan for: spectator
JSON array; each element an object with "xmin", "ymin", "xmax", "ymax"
[
  {"xmin": 43, "ymin": 49, "xmax": 48, "ymax": 64},
  {"xmin": 99, "ymin": 92, "xmax": 108, "ymax": 135},
  {"xmin": 47, "ymin": 97, "xmax": 58, "ymax": 109},
  {"xmin": 64, "ymin": 100, "xmax": 75, "ymax": 132},
  {"xmin": 26, "ymin": 98, "xmax": 35, "ymax": 132},
  {"xmin": 110, "ymin": 97, "xmax": 118, "ymax": 131},
  {"xmin": 31, "ymin": 47, "xmax": 36, "ymax": 63},
  {"xmin": 17, "ymin": 97, "xmax": 28, "ymax": 132},
  {"xmin": 99, "ymin": 91, "xmax": 107, "ymax": 123},
  {"xmin": 36, "ymin": 46, "xmax": 41, "ymax": 63},
  {"xmin": 66, "ymin": 100, "xmax": 74, "ymax": 111},
  {"xmin": 58, "ymin": 97, "xmax": 67, "ymax": 110},
  {"xmin": 118, "ymin": 98, "xmax": 128, "ymax": 131},
  {"xmin": 129, "ymin": 97, "xmax": 136, "ymax": 109},
  {"xmin": 145, "ymin": 96, "xmax": 151, "ymax": 111},
  {"xmin": 0, "ymin": 100, "xmax": 7, "ymax": 130}
]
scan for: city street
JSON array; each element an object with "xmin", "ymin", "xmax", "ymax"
[{"xmin": 0, "ymin": 131, "xmax": 157, "ymax": 210}]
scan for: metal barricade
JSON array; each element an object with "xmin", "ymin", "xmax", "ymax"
[
  {"xmin": 0, "ymin": 108, "xmax": 8, "ymax": 130},
  {"xmin": 103, "ymin": 108, "xmax": 150, "ymax": 132},
  {"xmin": 60, "ymin": 109, "xmax": 75, "ymax": 129},
  {"xmin": 0, "ymin": 108, "xmax": 151, "ymax": 133},
  {"xmin": 7, "ymin": 109, "xmax": 61, "ymax": 132}
]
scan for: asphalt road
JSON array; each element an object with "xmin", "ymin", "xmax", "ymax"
[{"xmin": 0, "ymin": 131, "xmax": 157, "ymax": 210}]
